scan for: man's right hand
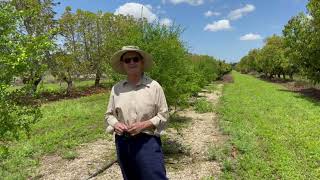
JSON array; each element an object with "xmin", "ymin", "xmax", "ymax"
[{"xmin": 114, "ymin": 122, "xmax": 128, "ymax": 135}]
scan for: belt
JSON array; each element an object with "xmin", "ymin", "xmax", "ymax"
[{"xmin": 116, "ymin": 132, "xmax": 152, "ymax": 140}]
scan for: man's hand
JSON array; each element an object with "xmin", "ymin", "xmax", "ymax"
[
  {"xmin": 128, "ymin": 121, "xmax": 155, "ymax": 136},
  {"xmin": 114, "ymin": 122, "xmax": 128, "ymax": 135}
]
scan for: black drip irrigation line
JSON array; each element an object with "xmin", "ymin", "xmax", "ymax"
[{"xmin": 86, "ymin": 159, "xmax": 118, "ymax": 180}]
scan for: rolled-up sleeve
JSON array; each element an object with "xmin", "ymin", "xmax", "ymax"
[
  {"xmin": 105, "ymin": 87, "xmax": 118, "ymax": 133},
  {"xmin": 149, "ymin": 85, "xmax": 169, "ymax": 132}
]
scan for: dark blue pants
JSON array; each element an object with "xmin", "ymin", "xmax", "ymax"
[{"xmin": 115, "ymin": 133, "xmax": 167, "ymax": 180}]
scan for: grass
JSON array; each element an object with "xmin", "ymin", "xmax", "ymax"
[
  {"xmin": 206, "ymin": 83, "xmax": 219, "ymax": 93},
  {"xmin": 37, "ymin": 80, "xmax": 99, "ymax": 92},
  {"xmin": 194, "ymin": 98, "xmax": 214, "ymax": 113},
  {"xmin": 10, "ymin": 79, "xmax": 109, "ymax": 94},
  {"xmin": 167, "ymin": 114, "xmax": 192, "ymax": 131},
  {"xmin": 207, "ymin": 145, "xmax": 228, "ymax": 161},
  {"xmin": 62, "ymin": 150, "xmax": 79, "ymax": 160},
  {"xmin": 0, "ymin": 93, "xmax": 111, "ymax": 179},
  {"xmin": 218, "ymin": 71, "xmax": 320, "ymax": 179},
  {"xmin": 201, "ymin": 176, "xmax": 215, "ymax": 180}
]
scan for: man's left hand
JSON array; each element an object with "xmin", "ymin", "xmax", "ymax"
[{"xmin": 128, "ymin": 121, "xmax": 154, "ymax": 136}]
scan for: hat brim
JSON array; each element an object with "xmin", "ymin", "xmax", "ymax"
[{"xmin": 111, "ymin": 49, "xmax": 153, "ymax": 75}]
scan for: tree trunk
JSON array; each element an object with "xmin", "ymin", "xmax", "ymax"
[
  {"xmin": 63, "ymin": 75, "xmax": 73, "ymax": 96},
  {"xmin": 95, "ymin": 69, "xmax": 101, "ymax": 87},
  {"xmin": 289, "ymin": 73, "xmax": 293, "ymax": 80},
  {"xmin": 31, "ymin": 77, "xmax": 42, "ymax": 94},
  {"xmin": 283, "ymin": 74, "xmax": 286, "ymax": 80},
  {"xmin": 269, "ymin": 73, "xmax": 273, "ymax": 79},
  {"xmin": 23, "ymin": 76, "xmax": 42, "ymax": 95},
  {"xmin": 277, "ymin": 74, "xmax": 281, "ymax": 78},
  {"xmin": 66, "ymin": 80, "xmax": 73, "ymax": 96}
]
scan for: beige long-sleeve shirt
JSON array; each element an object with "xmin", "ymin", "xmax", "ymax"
[{"xmin": 105, "ymin": 75, "xmax": 169, "ymax": 136}]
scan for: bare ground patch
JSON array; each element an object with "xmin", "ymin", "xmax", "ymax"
[{"xmin": 34, "ymin": 139, "xmax": 116, "ymax": 180}]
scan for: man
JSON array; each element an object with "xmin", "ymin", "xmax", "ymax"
[{"xmin": 105, "ymin": 46, "xmax": 168, "ymax": 180}]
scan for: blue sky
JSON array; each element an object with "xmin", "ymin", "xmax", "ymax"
[{"xmin": 53, "ymin": 0, "xmax": 309, "ymax": 62}]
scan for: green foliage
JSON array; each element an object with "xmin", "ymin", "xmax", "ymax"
[
  {"xmin": 0, "ymin": 3, "xmax": 42, "ymax": 156},
  {"xmin": 283, "ymin": 1, "xmax": 320, "ymax": 83},
  {"xmin": 237, "ymin": 35, "xmax": 294, "ymax": 79},
  {"xmin": 62, "ymin": 150, "xmax": 79, "ymax": 160},
  {"xmin": 207, "ymin": 143, "xmax": 233, "ymax": 172},
  {"xmin": 194, "ymin": 98, "xmax": 214, "ymax": 113},
  {"xmin": 207, "ymin": 145, "xmax": 223, "ymax": 161},
  {"xmin": 190, "ymin": 54, "xmax": 219, "ymax": 88},
  {"xmin": 200, "ymin": 176, "xmax": 215, "ymax": 180},
  {"xmin": 257, "ymin": 35, "xmax": 287, "ymax": 77},
  {"xmin": 134, "ymin": 23, "xmax": 231, "ymax": 107},
  {"xmin": 218, "ymin": 72, "xmax": 320, "ymax": 179},
  {"xmin": 240, "ymin": 0, "xmax": 320, "ymax": 83},
  {"xmin": 141, "ymin": 24, "xmax": 196, "ymax": 107},
  {"xmin": 236, "ymin": 49, "xmax": 260, "ymax": 74},
  {"xmin": 10, "ymin": 0, "xmax": 57, "ymax": 93},
  {"xmin": 206, "ymin": 83, "xmax": 218, "ymax": 93}
]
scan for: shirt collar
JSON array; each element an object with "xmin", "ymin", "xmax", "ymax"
[{"xmin": 122, "ymin": 74, "xmax": 150, "ymax": 87}]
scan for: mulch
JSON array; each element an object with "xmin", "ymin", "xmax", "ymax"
[
  {"xmin": 260, "ymin": 77, "xmax": 320, "ymax": 102},
  {"xmin": 282, "ymin": 83, "xmax": 320, "ymax": 102},
  {"xmin": 222, "ymin": 74, "xmax": 234, "ymax": 83},
  {"xmin": 14, "ymin": 86, "xmax": 110, "ymax": 105},
  {"xmin": 38, "ymin": 86, "xmax": 109, "ymax": 103}
]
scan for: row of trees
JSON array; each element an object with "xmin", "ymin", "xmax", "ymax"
[
  {"xmin": 236, "ymin": 0, "xmax": 320, "ymax": 83},
  {"xmin": 0, "ymin": 1, "xmax": 231, "ymax": 154},
  {"xmin": 56, "ymin": 6, "xmax": 231, "ymax": 105}
]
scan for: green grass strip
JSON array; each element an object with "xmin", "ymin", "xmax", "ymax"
[
  {"xmin": 218, "ymin": 71, "xmax": 320, "ymax": 179},
  {"xmin": 1, "ymin": 93, "xmax": 111, "ymax": 179}
]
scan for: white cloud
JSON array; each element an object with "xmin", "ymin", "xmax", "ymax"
[
  {"xmin": 160, "ymin": 18, "xmax": 173, "ymax": 27},
  {"xmin": 240, "ymin": 33, "xmax": 262, "ymax": 41},
  {"xmin": 228, "ymin": 4, "xmax": 255, "ymax": 20},
  {"xmin": 167, "ymin": 0, "xmax": 204, "ymax": 6},
  {"xmin": 114, "ymin": 3, "xmax": 157, "ymax": 23},
  {"xmin": 204, "ymin": 10, "xmax": 220, "ymax": 17},
  {"xmin": 204, "ymin": 19, "xmax": 231, "ymax": 32},
  {"xmin": 115, "ymin": 3, "xmax": 174, "ymax": 27}
]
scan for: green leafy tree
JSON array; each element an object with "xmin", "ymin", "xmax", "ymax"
[
  {"xmin": 54, "ymin": 6, "xmax": 82, "ymax": 95},
  {"xmin": 0, "ymin": 3, "xmax": 41, "ymax": 156},
  {"xmin": 283, "ymin": 13, "xmax": 312, "ymax": 80},
  {"xmin": 236, "ymin": 49, "xmax": 260, "ymax": 74},
  {"xmin": 254, "ymin": 35, "xmax": 287, "ymax": 78},
  {"xmin": 305, "ymin": 0, "xmax": 320, "ymax": 83},
  {"xmin": 11, "ymin": 0, "xmax": 57, "ymax": 93},
  {"xmin": 282, "ymin": 0, "xmax": 320, "ymax": 83}
]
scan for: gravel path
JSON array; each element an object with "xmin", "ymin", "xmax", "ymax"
[
  {"xmin": 36, "ymin": 83, "xmax": 225, "ymax": 180},
  {"xmin": 165, "ymin": 83, "xmax": 225, "ymax": 180}
]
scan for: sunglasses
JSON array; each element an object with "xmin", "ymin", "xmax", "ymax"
[{"xmin": 122, "ymin": 57, "xmax": 141, "ymax": 64}]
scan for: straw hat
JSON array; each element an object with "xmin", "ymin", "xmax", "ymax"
[{"xmin": 110, "ymin": 46, "xmax": 153, "ymax": 75}]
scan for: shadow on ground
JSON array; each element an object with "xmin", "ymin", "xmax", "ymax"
[
  {"xmin": 256, "ymin": 75, "xmax": 320, "ymax": 105},
  {"xmin": 167, "ymin": 114, "xmax": 192, "ymax": 130},
  {"xmin": 278, "ymin": 88, "xmax": 320, "ymax": 106}
]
